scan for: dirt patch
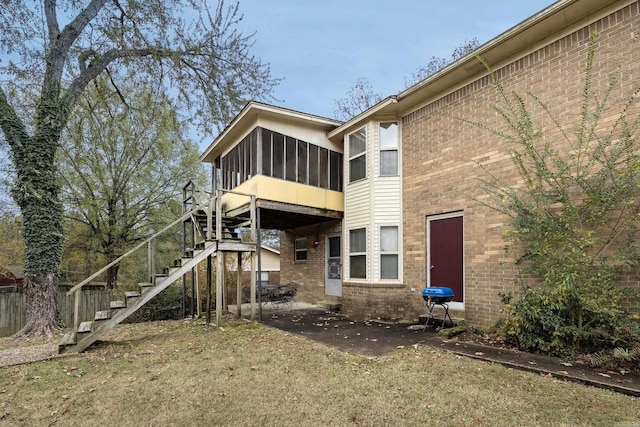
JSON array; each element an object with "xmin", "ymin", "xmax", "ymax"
[{"xmin": 261, "ymin": 308, "xmax": 432, "ymax": 356}]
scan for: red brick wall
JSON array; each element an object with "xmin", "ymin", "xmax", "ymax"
[
  {"xmin": 279, "ymin": 221, "xmax": 342, "ymax": 303},
  {"xmin": 402, "ymin": 2, "xmax": 640, "ymax": 327}
]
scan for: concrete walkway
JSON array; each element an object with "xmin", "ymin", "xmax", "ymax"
[
  {"xmin": 424, "ymin": 338, "xmax": 640, "ymax": 397},
  {"xmin": 245, "ymin": 303, "xmax": 640, "ymax": 397}
]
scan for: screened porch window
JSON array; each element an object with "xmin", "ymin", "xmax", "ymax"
[{"xmin": 220, "ymin": 127, "xmax": 342, "ymax": 192}]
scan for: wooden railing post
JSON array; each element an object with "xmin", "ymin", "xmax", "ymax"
[
  {"xmin": 236, "ymin": 252, "xmax": 242, "ymax": 318},
  {"xmin": 73, "ymin": 288, "xmax": 81, "ymax": 331},
  {"xmin": 215, "ymin": 189, "xmax": 223, "ymax": 242},
  {"xmin": 147, "ymin": 240, "xmax": 153, "ymax": 282},
  {"xmin": 207, "ymin": 195, "xmax": 213, "ymax": 241}
]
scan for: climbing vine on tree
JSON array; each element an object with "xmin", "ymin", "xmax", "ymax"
[{"xmin": 0, "ymin": 0, "xmax": 278, "ymax": 337}]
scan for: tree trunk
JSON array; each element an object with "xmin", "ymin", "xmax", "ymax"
[
  {"xmin": 14, "ymin": 271, "xmax": 59, "ymax": 338},
  {"xmin": 106, "ymin": 263, "xmax": 119, "ymax": 289}
]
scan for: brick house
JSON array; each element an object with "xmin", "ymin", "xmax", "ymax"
[{"xmin": 201, "ymin": 0, "xmax": 640, "ymax": 327}]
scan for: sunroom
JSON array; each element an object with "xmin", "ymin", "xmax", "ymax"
[{"xmin": 200, "ymin": 101, "xmax": 344, "ymax": 231}]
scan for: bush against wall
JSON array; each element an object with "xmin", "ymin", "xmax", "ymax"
[{"xmin": 474, "ymin": 33, "xmax": 640, "ymax": 365}]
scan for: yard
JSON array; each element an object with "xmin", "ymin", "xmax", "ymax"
[{"xmin": 0, "ymin": 319, "xmax": 638, "ymax": 426}]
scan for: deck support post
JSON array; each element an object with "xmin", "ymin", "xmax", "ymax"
[
  {"xmin": 206, "ymin": 254, "xmax": 212, "ymax": 324},
  {"xmin": 216, "ymin": 251, "xmax": 224, "ymax": 326},
  {"xmin": 236, "ymin": 252, "xmax": 242, "ymax": 318}
]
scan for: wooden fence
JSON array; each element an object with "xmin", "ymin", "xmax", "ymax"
[{"xmin": 0, "ymin": 286, "xmax": 112, "ymax": 337}]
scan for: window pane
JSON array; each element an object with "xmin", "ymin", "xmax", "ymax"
[
  {"xmin": 250, "ymin": 129, "xmax": 257, "ymax": 176},
  {"xmin": 297, "ymin": 140, "xmax": 308, "ymax": 184},
  {"xmin": 328, "ymin": 236, "xmax": 341, "ymax": 257},
  {"xmin": 309, "ymin": 144, "xmax": 319, "ymax": 186},
  {"xmin": 295, "ymin": 238, "xmax": 307, "ymax": 250},
  {"xmin": 330, "ymin": 151, "xmax": 341, "ymax": 191},
  {"xmin": 380, "ymin": 150, "xmax": 398, "ymax": 176},
  {"xmin": 380, "ymin": 226, "xmax": 398, "ymax": 252},
  {"xmin": 319, "ymin": 147, "xmax": 329, "ymax": 189},
  {"xmin": 295, "ymin": 238, "xmax": 308, "ymax": 261},
  {"xmin": 381, "ymin": 254, "xmax": 398, "ymax": 279},
  {"xmin": 350, "ymin": 255, "xmax": 366, "ymax": 279},
  {"xmin": 286, "ymin": 136, "xmax": 297, "ymax": 182},
  {"xmin": 380, "ymin": 122, "xmax": 398, "ymax": 149},
  {"xmin": 350, "ymin": 228, "xmax": 366, "ymax": 253},
  {"xmin": 349, "ymin": 127, "xmax": 366, "ymax": 156},
  {"xmin": 349, "ymin": 155, "xmax": 366, "ymax": 182},
  {"xmin": 273, "ymin": 132, "xmax": 284, "ymax": 179},
  {"xmin": 261, "ymin": 128, "xmax": 272, "ymax": 176}
]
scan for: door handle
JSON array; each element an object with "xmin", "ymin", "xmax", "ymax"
[{"xmin": 430, "ymin": 265, "xmax": 434, "ymax": 270}]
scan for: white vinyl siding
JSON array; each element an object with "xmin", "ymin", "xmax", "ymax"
[{"xmin": 344, "ymin": 120, "xmax": 402, "ymax": 283}]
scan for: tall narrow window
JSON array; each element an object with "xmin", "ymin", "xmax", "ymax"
[
  {"xmin": 297, "ymin": 140, "xmax": 308, "ymax": 184},
  {"xmin": 272, "ymin": 132, "xmax": 285, "ymax": 179},
  {"xmin": 308, "ymin": 144, "xmax": 319, "ymax": 186},
  {"xmin": 295, "ymin": 237, "xmax": 308, "ymax": 261},
  {"xmin": 285, "ymin": 136, "xmax": 297, "ymax": 181},
  {"xmin": 380, "ymin": 226, "xmax": 398, "ymax": 279},
  {"xmin": 330, "ymin": 151, "xmax": 342, "ymax": 191},
  {"xmin": 349, "ymin": 228, "xmax": 367, "ymax": 279},
  {"xmin": 261, "ymin": 128, "xmax": 272, "ymax": 177},
  {"xmin": 380, "ymin": 122, "xmax": 398, "ymax": 176},
  {"xmin": 319, "ymin": 147, "xmax": 329, "ymax": 188},
  {"xmin": 349, "ymin": 127, "xmax": 366, "ymax": 182}
]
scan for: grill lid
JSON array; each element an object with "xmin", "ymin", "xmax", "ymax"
[{"xmin": 422, "ymin": 287, "xmax": 454, "ymax": 298}]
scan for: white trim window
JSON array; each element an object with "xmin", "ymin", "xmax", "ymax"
[
  {"xmin": 349, "ymin": 228, "xmax": 367, "ymax": 279},
  {"xmin": 380, "ymin": 226, "xmax": 398, "ymax": 279},
  {"xmin": 349, "ymin": 127, "xmax": 367, "ymax": 183},
  {"xmin": 379, "ymin": 122, "xmax": 398, "ymax": 176},
  {"xmin": 294, "ymin": 237, "xmax": 308, "ymax": 261}
]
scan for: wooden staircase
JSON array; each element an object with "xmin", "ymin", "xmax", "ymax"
[{"xmin": 59, "ymin": 185, "xmax": 257, "ymax": 354}]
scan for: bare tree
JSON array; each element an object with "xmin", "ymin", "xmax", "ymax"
[
  {"xmin": 405, "ymin": 38, "xmax": 480, "ymax": 87},
  {"xmin": 333, "ymin": 77, "xmax": 383, "ymax": 121}
]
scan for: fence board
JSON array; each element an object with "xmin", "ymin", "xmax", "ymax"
[{"xmin": 0, "ymin": 288, "xmax": 112, "ymax": 337}]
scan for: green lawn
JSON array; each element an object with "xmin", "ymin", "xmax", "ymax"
[{"xmin": 1, "ymin": 319, "xmax": 638, "ymax": 426}]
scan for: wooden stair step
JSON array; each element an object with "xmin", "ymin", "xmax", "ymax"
[
  {"xmin": 59, "ymin": 331, "xmax": 76, "ymax": 346},
  {"xmin": 110, "ymin": 300, "xmax": 126, "ymax": 309},
  {"xmin": 77, "ymin": 321, "xmax": 93, "ymax": 333},
  {"xmin": 154, "ymin": 275, "xmax": 168, "ymax": 284},
  {"xmin": 125, "ymin": 291, "xmax": 140, "ymax": 299},
  {"xmin": 94, "ymin": 310, "xmax": 110, "ymax": 321},
  {"xmin": 138, "ymin": 282, "xmax": 154, "ymax": 292}
]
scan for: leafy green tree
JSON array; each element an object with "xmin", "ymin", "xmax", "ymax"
[
  {"xmin": 475, "ymin": 34, "xmax": 640, "ymax": 358},
  {"xmin": 0, "ymin": 0, "xmax": 278, "ymax": 337},
  {"xmin": 59, "ymin": 76, "xmax": 206, "ymax": 288}
]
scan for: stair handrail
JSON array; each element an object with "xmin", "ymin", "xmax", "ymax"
[
  {"xmin": 66, "ymin": 207, "xmax": 201, "ymax": 296},
  {"xmin": 183, "ymin": 180, "xmax": 212, "ymax": 213}
]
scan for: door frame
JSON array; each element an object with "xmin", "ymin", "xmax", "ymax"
[
  {"xmin": 426, "ymin": 211, "xmax": 464, "ymax": 310},
  {"xmin": 325, "ymin": 233, "xmax": 342, "ymax": 296}
]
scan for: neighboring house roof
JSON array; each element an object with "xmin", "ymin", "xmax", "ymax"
[{"xmin": 260, "ymin": 245, "xmax": 280, "ymax": 256}]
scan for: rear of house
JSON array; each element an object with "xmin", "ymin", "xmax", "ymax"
[{"xmin": 202, "ymin": 0, "xmax": 640, "ymax": 328}]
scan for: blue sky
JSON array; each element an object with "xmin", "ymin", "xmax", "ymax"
[{"xmin": 233, "ymin": 0, "xmax": 556, "ymax": 122}]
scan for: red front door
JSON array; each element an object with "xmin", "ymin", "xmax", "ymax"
[{"xmin": 428, "ymin": 215, "xmax": 464, "ymax": 303}]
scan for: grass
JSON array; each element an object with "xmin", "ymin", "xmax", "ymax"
[{"xmin": 1, "ymin": 318, "xmax": 638, "ymax": 426}]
